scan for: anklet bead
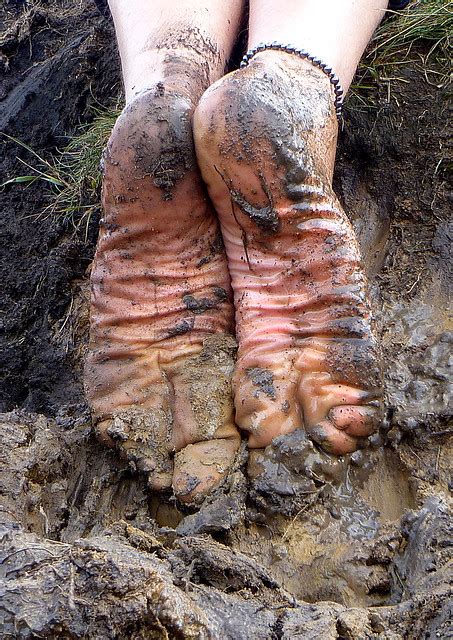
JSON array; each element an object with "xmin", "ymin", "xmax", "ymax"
[{"xmin": 240, "ymin": 42, "xmax": 344, "ymax": 119}]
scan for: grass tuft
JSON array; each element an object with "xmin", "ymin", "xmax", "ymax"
[
  {"xmin": 351, "ymin": 0, "xmax": 452, "ymax": 105},
  {"xmin": 51, "ymin": 107, "xmax": 121, "ymax": 233},
  {"xmin": 2, "ymin": 106, "xmax": 120, "ymax": 237}
]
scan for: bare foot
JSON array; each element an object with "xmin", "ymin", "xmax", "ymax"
[
  {"xmin": 194, "ymin": 52, "xmax": 383, "ymax": 455},
  {"xmin": 85, "ymin": 81, "xmax": 240, "ymax": 503}
]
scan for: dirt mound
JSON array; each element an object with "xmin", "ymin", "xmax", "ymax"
[{"xmin": 1, "ymin": 1, "xmax": 451, "ymax": 638}]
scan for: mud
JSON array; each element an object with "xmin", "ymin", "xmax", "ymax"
[
  {"xmin": 1, "ymin": 1, "xmax": 451, "ymax": 638},
  {"xmin": 107, "ymin": 88, "xmax": 197, "ymax": 202},
  {"xmin": 229, "ymin": 180, "xmax": 279, "ymax": 233},
  {"xmin": 104, "ymin": 406, "xmax": 174, "ymax": 479},
  {"xmin": 246, "ymin": 367, "xmax": 277, "ymax": 400},
  {"xmin": 183, "ymin": 287, "xmax": 228, "ymax": 315},
  {"xmin": 172, "ymin": 334, "xmax": 237, "ymax": 443}
]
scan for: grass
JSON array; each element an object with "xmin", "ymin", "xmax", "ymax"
[
  {"xmin": 351, "ymin": 0, "xmax": 452, "ymax": 105},
  {"xmin": 51, "ymin": 107, "xmax": 121, "ymax": 235},
  {"xmin": 2, "ymin": 106, "xmax": 120, "ymax": 237},
  {"xmin": 2, "ymin": 0, "xmax": 450, "ymax": 227}
]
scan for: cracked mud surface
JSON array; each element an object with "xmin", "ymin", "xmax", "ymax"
[{"xmin": 1, "ymin": 1, "xmax": 451, "ymax": 638}]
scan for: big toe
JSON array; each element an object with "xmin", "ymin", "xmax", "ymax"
[
  {"xmin": 172, "ymin": 438, "xmax": 240, "ymax": 504},
  {"xmin": 169, "ymin": 335, "xmax": 242, "ymax": 503},
  {"xmin": 95, "ymin": 408, "xmax": 174, "ymax": 491}
]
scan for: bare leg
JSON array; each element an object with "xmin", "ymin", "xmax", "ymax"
[
  {"xmin": 248, "ymin": 0, "xmax": 388, "ymax": 91},
  {"xmin": 194, "ymin": 0, "xmax": 387, "ymax": 455},
  {"xmin": 85, "ymin": 0, "xmax": 244, "ymax": 504}
]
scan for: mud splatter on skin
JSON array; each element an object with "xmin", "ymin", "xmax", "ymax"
[
  {"xmin": 153, "ymin": 25, "xmax": 220, "ymax": 63},
  {"xmin": 174, "ymin": 335, "xmax": 237, "ymax": 443},
  {"xmin": 104, "ymin": 406, "xmax": 174, "ymax": 477},
  {"xmin": 281, "ymin": 400, "xmax": 290, "ymax": 414},
  {"xmin": 325, "ymin": 338, "xmax": 383, "ymax": 391},
  {"xmin": 84, "ymin": 28, "xmax": 238, "ymax": 504},
  {"xmin": 121, "ymin": 89, "xmax": 195, "ymax": 201},
  {"xmin": 166, "ymin": 317, "xmax": 195, "ymax": 338},
  {"xmin": 228, "ymin": 175, "xmax": 279, "ymax": 233},
  {"xmin": 196, "ymin": 228, "xmax": 225, "ymax": 268},
  {"xmin": 196, "ymin": 51, "xmax": 383, "ymax": 453},
  {"xmin": 246, "ymin": 368, "xmax": 276, "ymax": 400},
  {"xmin": 182, "ymin": 286, "xmax": 229, "ymax": 315}
]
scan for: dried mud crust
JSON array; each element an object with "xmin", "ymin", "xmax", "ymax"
[
  {"xmin": 0, "ymin": 411, "xmax": 451, "ymax": 639},
  {"xmin": 0, "ymin": 1, "xmax": 452, "ymax": 638}
]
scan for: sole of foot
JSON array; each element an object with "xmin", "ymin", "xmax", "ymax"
[
  {"xmin": 194, "ymin": 51, "xmax": 383, "ymax": 456},
  {"xmin": 85, "ymin": 84, "xmax": 240, "ymax": 504}
]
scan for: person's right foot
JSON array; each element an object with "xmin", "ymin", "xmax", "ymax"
[
  {"xmin": 194, "ymin": 52, "xmax": 383, "ymax": 455},
  {"xmin": 85, "ymin": 84, "xmax": 240, "ymax": 504}
]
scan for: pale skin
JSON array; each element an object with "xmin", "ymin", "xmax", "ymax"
[{"xmin": 85, "ymin": 0, "xmax": 388, "ymax": 504}]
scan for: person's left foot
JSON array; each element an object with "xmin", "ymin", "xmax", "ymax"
[
  {"xmin": 85, "ymin": 81, "xmax": 241, "ymax": 504},
  {"xmin": 194, "ymin": 52, "xmax": 383, "ymax": 455}
]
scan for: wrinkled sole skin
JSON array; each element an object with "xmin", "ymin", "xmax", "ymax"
[
  {"xmin": 85, "ymin": 83, "xmax": 240, "ymax": 504},
  {"xmin": 194, "ymin": 51, "xmax": 383, "ymax": 455}
]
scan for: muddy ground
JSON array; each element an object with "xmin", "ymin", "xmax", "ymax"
[{"xmin": 0, "ymin": 1, "xmax": 451, "ymax": 638}]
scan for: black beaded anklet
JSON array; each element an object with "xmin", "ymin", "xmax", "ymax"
[{"xmin": 240, "ymin": 42, "xmax": 344, "ymax": 119}]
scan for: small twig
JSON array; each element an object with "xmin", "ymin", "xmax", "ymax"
[
  {"xmin": 68, "ymin": 561, "xmax": 76, "ymax": 610},
  {"xmin": 435, "ymin": 445, "xmax": 441, "ymax": 472},
  {"xmin": 393, "ymin": 566, "xmax": 405, "ymax": 592},
  {"xmin": 184, "ymin": 558, "xmax": 196, "ymax": 593},
  {"xmin": 406, "ymin": 268, "xmax": 427, "ymax": 294}
]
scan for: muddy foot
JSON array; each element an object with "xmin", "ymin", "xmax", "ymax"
[
  {"xmin": 85, "ymin": 82, "xmax": 240, "ymax": 503},
  {"xmin": 194, "ymin": 52, "xmax": 383, "ymax": 455}
]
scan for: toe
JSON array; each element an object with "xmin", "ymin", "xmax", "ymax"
[
  {"xmin": 169, "ymin": 335, "xmax": 238, "ymax": 448},
  {"xmin": 95, "ymin": 418, "xmax": 116, "ymax": 448},
  {"xmin": 94, "ymin": 408, "xmax": 175, "ymax": 490},
  {"xmin": 168, "ymin": 335, "xmax": 243, "ymax": 503},
  {"xmin": 307, "ymin": 401, "xmax": 381, "ymax": 455},
  {"xmin": 234, "ymin": 361, "xmax": 301, "ymax": 448},
  {"xmin": 308, "ymin": 419, "xmax": 363, "ymax": 454},
  {"xmin": 328, "ymin": 404, "xmax": 380, "ymax": 438},
  {"xmin": 172, "ymin": 438, "xmax": 240, "ymax": 504}
]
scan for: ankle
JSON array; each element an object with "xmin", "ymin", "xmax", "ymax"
[{"xmin": 124, "ymin": 47, "xmax": 222, "ymax": 104}]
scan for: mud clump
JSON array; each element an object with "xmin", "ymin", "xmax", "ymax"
[
  {"xmin": 183, "ymin": 286, "xmax": 229, "ymax": 315},
  {"xmin": 246, "ymin": 367, "xmax": 277, "ymax": 400},
  {"xmin": 0, "ymin": 411, "xmax": 451, "ymax": 638},
  {"xmin": 1, "ymin": 1, "xmax": 451, "ymax": 638}
]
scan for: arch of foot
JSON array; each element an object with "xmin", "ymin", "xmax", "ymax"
[
  {"xmin": 194, "ymin": 51, "xmax": 383, "ymax": 455},
  {"xmin": 85, "ymin": 81, "xmax": 240, "ymax": 503}
]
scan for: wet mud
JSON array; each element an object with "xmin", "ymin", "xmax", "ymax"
[{"xmin": 1, "ymin": 1, "xmax": 451, "ymax": 638}]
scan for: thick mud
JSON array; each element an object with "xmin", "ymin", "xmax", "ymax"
[{"xmin": 1, "ymin": 1, "xmax": 451, "ymax": 638}]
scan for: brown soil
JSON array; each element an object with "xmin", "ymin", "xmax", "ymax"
[{"xmin": 1, "ymin": 1, "xmax": 451, "ymax": 638}]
